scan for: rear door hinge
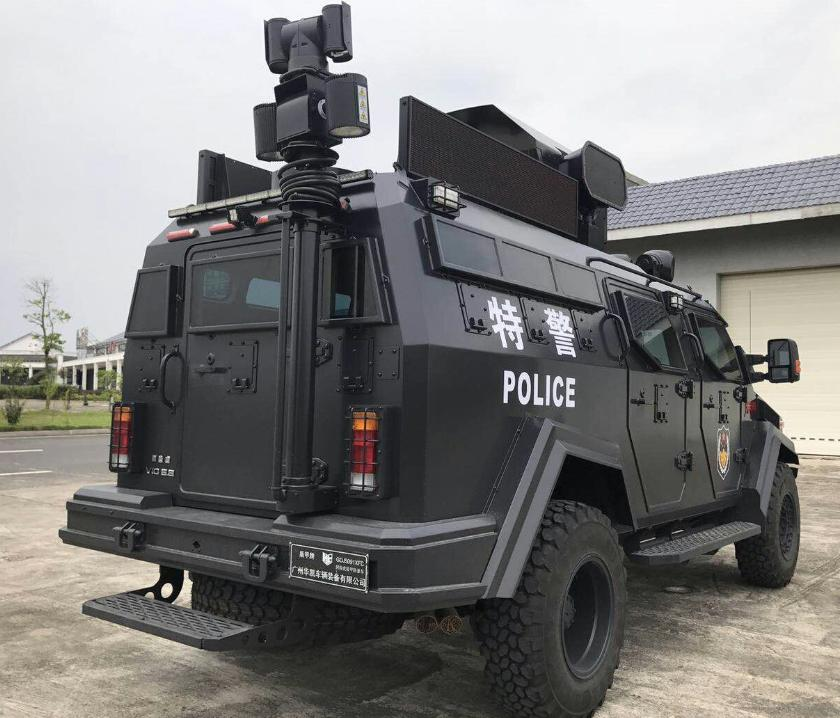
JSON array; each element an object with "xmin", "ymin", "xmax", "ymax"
[
  {"xmin": 315, "ymin": 338, "xmax": 333, "ymax": 367},
  {"xmin": 675, "ymin": 451, "xmax": 693, "ymax": 471},
  {"xmin": 114, "ymin": 521, "xmax": 145, "ymax": 553}
]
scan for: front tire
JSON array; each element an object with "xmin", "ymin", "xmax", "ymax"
[
  {"xmin": 736, "ymin": 462, "xmax": 800, "ymax": 588},
  {"xmin": 473, "ymin": 501, "xmax": 626, "ymax": 718}
]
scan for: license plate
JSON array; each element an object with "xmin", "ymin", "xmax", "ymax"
[{"xmin": 289, "ymin": 543, "xmax": 369, "ymax": 592}]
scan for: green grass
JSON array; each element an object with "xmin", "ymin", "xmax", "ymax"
[{"xmin": 0, "ymin": 409, "xmax": 111, "ymax": 432}]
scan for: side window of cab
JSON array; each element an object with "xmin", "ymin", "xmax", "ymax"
[
  {"xmin": 618, "ymin": 290, "xmax": 685, "ymax": 371},
  {"xmin": 693, "ymin": 314, "xmax": 744, "ymax": 382}
]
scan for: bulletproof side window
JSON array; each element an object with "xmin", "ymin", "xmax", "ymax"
[
  {"xmin": 125, "ymin": 265, "xmax": 178, "ymax": 338},
  {"xmin": 320, "ymin": 238, "xmax": 389, "ymax": 324},
  {"xmin": 694, "ymin": 315, "xmax": 744, "ymax": 382},
  {"xmin": 423, "ymin": 214, "xmax": 602, "ymax": 309},
  {"xmin": 619, "ymin": 292, "xmax": 685, "ymax": 370},
  {"xmin": 188, "ymin": 251, "xmax": 281, "ymax": 330}
]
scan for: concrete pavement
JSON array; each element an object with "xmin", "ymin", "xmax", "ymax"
[{"xmin": 1, "ymin": 435, "xmax": 838, "ymax": 717}]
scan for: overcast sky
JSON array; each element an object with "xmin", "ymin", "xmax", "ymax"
[{"xmin": 1, "ymin": 0, "xmax": 838, "ymax": 347}]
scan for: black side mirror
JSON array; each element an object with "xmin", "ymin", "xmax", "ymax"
[{"xmin": 767, "ymin": 338, "xmax": 800, "ymax": 383}]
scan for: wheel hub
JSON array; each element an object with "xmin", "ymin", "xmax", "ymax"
[
  {"xmin": 779, "ymin": 493, "xmax": 797, "ymax": 560},
  {"xmin": 560, "ymin": 556, "xmax": 614, "ymax": 680}
]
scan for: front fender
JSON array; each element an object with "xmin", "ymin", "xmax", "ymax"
[{"xmin": 737, "ymin": 420, "xmax": 799, "ymax": 525}]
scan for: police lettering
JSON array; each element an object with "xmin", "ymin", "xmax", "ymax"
[{"xmin": 502, "ymin": 370, "xmax": 576, "ymax": 408}]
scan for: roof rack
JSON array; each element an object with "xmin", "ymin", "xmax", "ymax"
[
  {"xmin": 168, "ymin": 170, "xmax": 374, "ymax": 219},
  {"xmin": 586, "ymin": 256, "xmax": 703, "ymax": 300}
]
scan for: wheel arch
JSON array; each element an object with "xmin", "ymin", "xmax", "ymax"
[
  {"xmin": 737, "ymin": 420, "xmax": 799, "ymax": 526},
  {"xmin": 481, "ymin": 417, "xmax": 632, "ymax": 599}
]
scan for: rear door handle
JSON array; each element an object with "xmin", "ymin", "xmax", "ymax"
[{"xmin": 160, "ymin": 349, "xmax": 183, "ymax": 411}]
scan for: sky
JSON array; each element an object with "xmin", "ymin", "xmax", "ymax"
[{"xmin": 1, "ymin": 0, "xmax": 838, "ymax": 347}]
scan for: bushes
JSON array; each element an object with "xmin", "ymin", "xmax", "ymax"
[
  {"xmin": 0, "ymin": 385, "xmax": 114, "ymax": 401},
  {"xmin": 0, "ymin": 384, "xmax": 45, "ymax": 400},
  {"xmin": 3, "ymin": 394, "xmax": 25, "ymax": 425}
]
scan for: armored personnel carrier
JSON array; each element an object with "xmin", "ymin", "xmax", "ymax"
[{"xmin": 60, "ymin": 4, "xmax": 802, "ymax": 716}]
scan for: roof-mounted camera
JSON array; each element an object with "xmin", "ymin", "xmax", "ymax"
[{"xmin": 254, "ymin": 2, "xmax": 369, "ymax": 163}]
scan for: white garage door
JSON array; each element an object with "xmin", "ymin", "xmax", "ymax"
[{"xmin": 720, "ymin": 266, "xmax": 840, "ymax": 456}]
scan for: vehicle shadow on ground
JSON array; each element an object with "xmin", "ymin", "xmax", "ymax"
[{"xmin": 168, "ymin": 557, "xmax": 757, "ymax": 718}]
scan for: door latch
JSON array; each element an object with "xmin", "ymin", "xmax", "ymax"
[
  {"xmin": 653, "ymin": 384, "xmax": 668, "ymax": 423},
  {"xmin": 674, "ymin": 451, "xmax": 693, "ymax": 471},
  {"xmin": 675, "ymin": 378, "xmax": 694, "ymax": 399}
]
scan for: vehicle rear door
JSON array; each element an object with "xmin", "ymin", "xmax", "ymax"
[
  {"xmin": 178, "ymin": 240, "xmax": 282, "ymax": 509},
  {"xmin": 688, "ymin": 310, "xmax": 746, "ymax": 497}
]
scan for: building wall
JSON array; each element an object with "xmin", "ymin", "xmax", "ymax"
[{"xmin": 607, "ymin": 215, "xmax": 840, "ymax": 308}]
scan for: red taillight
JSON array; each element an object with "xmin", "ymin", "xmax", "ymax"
[
  {"xmin": 109, "ymin": 403, "xmax": 135, "ymax": 472},
  {"xmin": 747, "ymin": 399, "xmax": 758, "ymax": 419},
  {"xmin": 166, "ymin": 227, "xmax": 198, "ymax": 241},
  {"xmin": 349, "ymin": 410, "xmax": 379, "ymax": 494}
]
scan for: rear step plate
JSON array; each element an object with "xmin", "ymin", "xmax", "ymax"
[
  {"xmin": 83, "ymin": 592, "xmax": 278, "ymax": 651},
  {"xmin": 628, "ymin": 521, "xmax": 761, "ymax": 566}
]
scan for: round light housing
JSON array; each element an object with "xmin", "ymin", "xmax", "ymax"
[{"xmin": 325, "ymin": 72, "xmax": 370, "ymax": 139}]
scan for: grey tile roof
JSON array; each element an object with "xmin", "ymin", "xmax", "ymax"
[{"xmin": 608, "ymin": 154, "xmax": 840, "ymax": 230}]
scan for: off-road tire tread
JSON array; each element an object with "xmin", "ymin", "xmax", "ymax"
[
  {"xmin": 191, "ymin": 573, "xmax": 405, "ymax": 649},
  {"xmin": 473, "ymin": 500, "xmax": 626, "ymax": 718},
  {"xmin": 735, "ymin": 462, "xmax": 799, "ymax": 588}
]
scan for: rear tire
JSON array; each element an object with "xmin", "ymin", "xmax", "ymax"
[
  {"xmin": 191, "ymin": 573, "xmax": 405, "ymax": 649},
  {"xmin": 473, "ymin": 501, "xmax": 626, "ymax": 718},
  {"xmin": 735, "ymin": 462, "xmax": 800, "ymax": 588}
]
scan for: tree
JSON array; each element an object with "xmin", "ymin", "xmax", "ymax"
[
  {"xmin": 23, "ymin": 278, "xmax": 70, "ymax": 410},
  {"xmin": 97, "ymin": 368, "xmax": 122, "ymax": 404}
]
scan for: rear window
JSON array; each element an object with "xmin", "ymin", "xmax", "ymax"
[
  {"xmin": 189, "ymin": 253, "xmax": 281, "ymax": 328},
  {"xmin": 126, "ymin": 266, "xmax": 176, "ymax": 337},
  {"xmin": 321, "ymin": 241, "xmax": 384, "ymax": 322}
]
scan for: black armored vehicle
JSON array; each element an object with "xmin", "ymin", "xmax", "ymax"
[{"xmin": 61, "ymin": 4, "xmax": 803, "ymax": 716}]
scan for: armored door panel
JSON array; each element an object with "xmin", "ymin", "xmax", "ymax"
[
  {"xmin": 699, "ymin": 386, "xmax": 741, "ymax": 495},
  {"xmin": 179, "ymin": 245, "xmax": 282, "ymax": 507},
  {"xmin": 616, "ymin": 288, "xmax": 689, "ymax": 512},
  {"xmin": 691, "ymin": 312, "xmax": 745, "ymax": 497},
  {"xmin": 628, "ymin": 373, "xmax": 687, "ymax": 509}
]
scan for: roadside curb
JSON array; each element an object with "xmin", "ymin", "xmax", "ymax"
[{"xmin": 0, "ymin": 428, "xmax": 109, "ymax": 438}]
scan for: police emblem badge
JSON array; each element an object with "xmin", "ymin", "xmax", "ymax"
[{"xmin": 717, "ymin": 425, "xmax": 731, "ymax": 478}]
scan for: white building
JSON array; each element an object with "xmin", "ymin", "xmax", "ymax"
[
  {"xmin": 0, "ymin": 334, "xmax": 74, "ymax": 382},
  {"xmin": 61, "ymin": 332, "xmax": 126, "ymax": 391}
]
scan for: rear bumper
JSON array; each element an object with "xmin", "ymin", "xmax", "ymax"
[{"xmin": 60, "ymin": 485, "xmax": 497, "ymax": 613}]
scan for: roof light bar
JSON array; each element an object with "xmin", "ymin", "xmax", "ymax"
[
  {"xmin": 209, "ymin": 221, "xmax": 239, "ymax": 234},
  {"xmin": 167, "ymin": 171, "xmax": 372, "ymax": 219},
  {"xmin": 166, "ymin": 227, "xmax": 198, "ymax": 241}
]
